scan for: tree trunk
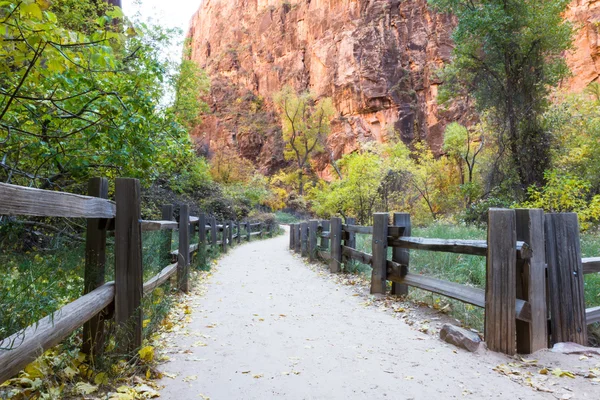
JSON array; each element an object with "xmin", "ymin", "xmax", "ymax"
[{"xmin": 298, "ymin": 170, "xmax": 304, "ymax": 196}]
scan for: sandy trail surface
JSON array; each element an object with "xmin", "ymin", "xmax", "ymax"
[{"xmin": 157, "ymin": 230, "xmax": 590, "ymax": 400}]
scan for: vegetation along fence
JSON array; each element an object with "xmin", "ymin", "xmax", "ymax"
[
  {"xmin": 289, "ymin": 209, "xmax": 600, "ymax": 356},
  {"xmin": 0, "ymin": 178, "xmax": 277, "ymax": 383}
]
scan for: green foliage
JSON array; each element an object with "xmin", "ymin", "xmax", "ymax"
[
  {"xmin": 172, "ymin": 59, "xmax": 210, "ymax": 130},
  {"xmin": 430, "ymin": 0, "xmax": 573, "ymax": 190},
  {"xmin": 0, "ymin": 1, "xmax": 210, "ymax": 191},
  {"xmin": 273, "ymin": 86, "xmax": 335, "ymax": 195}
]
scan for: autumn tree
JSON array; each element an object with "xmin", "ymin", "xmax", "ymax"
[
  {"xmin": 430, "ymin": 0, "xmax": 573, "ymax": 192},
  {"xmin": 274, "ymin": 86, "xmax": 334, "ymax": 195}
]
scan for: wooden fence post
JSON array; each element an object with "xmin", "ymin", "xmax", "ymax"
[
  {"xmin": 309, "ymin": 220, "xmax": 318, "ymax": 261},
  {"xmin": 300, "ymin": 222, "xmax": 308, "ymax": 257},
  {"xmin": 247, "ymin": 221, "xmax": 251, "ymax": 242},
  {"xmin": 114, "ymin": 178, "xmax": 143, "ymax": 352},
  {"xmin": 391, "ymin": 213, "xmax": 411, "ymax": 296},
  {"xmin": 229, "ymin": 220, "xmax": 234, "ymax": 246},
  {"xmin": 545, "ymin": 213, "xmax": 587, "ymax": 345},
  {"xmin": 82, "ymin": 177, "xmax": 109, "ymax": 358},
  {"xmin": 295, "ymin": 224, "xmax": 302, "ymax": 253},
  {"xmin": 260, "ymin": 222, "xmax": 264, "ymax": 239},
  {"xmin": 211, "ymin": 216, "xmax": 218, "ymax": 247},
  {"xmin": 515, "ymin": 209, "xmax": 547, "ymax": 353},
  {"xmin": 486, "ymin": 208, "xmax": 517, "ymax": 355},
  {"xmin": 161, "ymin": 204, "xmax": 174, "ymax": 265},
  {"xmin": 237, "ymin": 221, "xmax": 242, "ymax": 244},
  {"xmin": 371, "ymin": 213, "xmax": 389, "ymax": 294},
  {"xmin": 198, "ymin": 213, "xmax": 207, "ymax": 267},
  {"xmin": 178, "ymin": 205, "xmax": 190, "ymax": 293},
  {"xmin": 321, "ymin": 220, "xmax": 330, "ymax": 252},
  {"xmin": 221, "ymin": 221, "xmax": 228, "ymax": 253},
  {"xmin": 330, "ymin": 217, "xmax": 343, "ymax": 273},
  {"xmin": 344, "ymin": 217, "xmax": 356, "ymax": 249},
  {"xmin": 289, "ymin": 223, "xmax": 295, "ymax": 250}
]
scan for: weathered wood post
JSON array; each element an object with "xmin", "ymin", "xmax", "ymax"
[
  {"xmin": 391, "ymin": 213, "xmax": 411, "ymax": 296},
  {"xmin": 309, "ymin": 220, "xmax": 318, "ymax": 261},
  {"xmin": 289, "ymin": 223, "xmax": 295, "ymax": 250},
  {"xmin": 237, "ymin": 221, "xmax": 242, "ymax": 244},
  {"xmin": 229, "ymin": 220, "xmax": 234, "ymax": 246},
  {"xmin": 247, "ymin": 220, "xmax": 251, "ymax": 242},
  {"xmin": 114, "ymin": 178, "xmax": 143, "ymax": 352},
  {"xmin": 260, "ymin": 222, "xmax": 264, "ymax": 239},
  {"xmin": 371, "ymin": 213, "xmax": 389, "ymax": 294},
  {"xmin": 198, "ymin": 212, "xmax": 207, "ymax": 267},
  {"xmin": 82, "ymin": 177, "xmax": 109, "ymax": 358},
  {"xmin": 300, "ymin": 222, "xmax": 308, "ymax": 257},
  {"xmin": 321, "ymin": 220, "xmax": 330, "ymax": 252},
  {"xmin": 295, "ymin": 223, "xmax": 302, "ymax": 253},
  {"xmin": 330, "ymin": 217, "xmax": 343, "ymax": 273},
  {"xmin": 178, "ymin": 205, "xmax": 190, "ymax": 293},
  {"xmin": 345, "ymin": 217, "xmax": 356, "ymax": 249},
  {"xmin": 486, "ymin": 208, "xmax": 517, "ymax": 355},
  {"xmin": 515, "ymin": 209, "xmax": 547, "ymax": 353},
  {"xmin": 161, "ymin": 204, "xmax": 174, "ymax": 264},
  {"xmin": 545, "ymin": 213, "xmax": 587, "ymax": 345},
  {"xmin": 211, "ymin": 216, "xmax": 218, "ymax": 247},
  {"xmin": 221, "ymin": 221, "xmax": 228, "ymax": 253}
]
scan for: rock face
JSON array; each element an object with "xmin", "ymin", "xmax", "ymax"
[{"xmin": 186, "ymin": 0, "xmax": 600, "ymax": 176}]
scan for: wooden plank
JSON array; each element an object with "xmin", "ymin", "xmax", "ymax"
[
  {"xmin": 237, "ymin": 221, "xmax": 242, "ymax": 244},
  {"xmin": 114, "ymin": 178, "xmax": 143, "ymax": 352},
  {"xmin": 171, "ymin": 243, "xmax": 199, "ymax": 257},
  {"xmin": 344, "ymin": 218, "xmax": 357, "ymax": 249},
  {"xmin": 388, "ymin": 226, "xmax": 405, "ymax": 237},
  {"xmin": 320, "ymin": 231, "xmax": 331, "ymax": 239},
  {"xmin": 515, "ymin": 209, "xmax": 547, "ymax": 354},
  {"xmin": 309, "ymin": 220, "xmax": 318, "ymax": 261},
  {"xmin": 247, "ymin": 221, "xmax": 251, "ymax": 242},
  {"xmin": 250, "ymin": 231, "xmax": 262, "ymax": 236},
  {"xmin": 342, "ymin": 246, "xmax": 372, "ymax": 265},
  {"xmin": 0, "ymin": 282, "xmax": 114, "ymax": 384},
  {"xmin": 189, "ymin": 216, "xmax": 199, "ymax": 224},
  {"xmin": 371, "ymin": 213, "xmax": 389, "ymax": 294},
  {"xmin": 320, "ymin": 220, "xmax": 330, "ymax": 251},
  {"xmin": 161, "ymin": 205, "xmax": 174, "ymax": 265},
  {"xmin": 343, "ymin": 224, "xmax": 373, "ymax": 235},
  {"xmin": 295, "ymin": 224, "xmax": 301, "ymax": 253},
  {"xmin": 587, "ymin": 306, "xmax": 600, "ymax": 324},
  {"xmin": 229, "ymin": 220, "xmax": 234, "ymax": 246},
  {"xmin": 330, "ymin": 217, "xmax": 343, "ymax": 273},
  {"xmin": 545, "ymin": 213, "xmax": 587, "ymax": 345},
  {"xmin": 198, "ymin": 213, "xmax": 207, "ymax": 267},
  {"xmin": 141, "ymin": 220, "xmax": 178, "ymax": 231},
  {"xmin": 300, "ymin": 222, "xmax": 308, "ymax": 257},
  {"xmin": 143, "ymin": 263, "xmax": 178, "ymax": 294},
  {"xmin": 391, "ymin": 213, "xmax": 411, "ymax": 296},
  {"xmin": 260, "ymin": 222, "xmax": 264, "ymax": 239},
  {"xmin": 582, "ymin": 257, "xmax": 600, "ymax": 274},
  {"xmin": 387, "ymin": 237, "xmax": 532, "ymax": 259},
  {"xmin": 485, "ymin": 208, "xmax": 517, "ymax": 355},
  {"xmin": 221, "ymin": 220, "xmax": 228, "ymax": 253},
  {"xmin": 0, "ymin": 182, "xmax": 116, "ymax": 218},
  {"xmin": 211, "ymin": 217, "xmax": 218, "ymax": 246},
  {"xmin": 82, "ymin": 177, "xmax": 109, "ymax": 358},
  {"xmin": 289, "ymin": 223, "xmax": 295, "ymax": 250},
  {"xmin": 178, "ymin": 205, "xmax": 190, "ymax": 293}
]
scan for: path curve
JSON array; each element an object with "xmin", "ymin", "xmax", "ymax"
[{"xmin": 158, "ymin": 230, "xmax": 552, "ymax": 399}]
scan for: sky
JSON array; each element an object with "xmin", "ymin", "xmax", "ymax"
[{"xmin": 122, "ymin": 0, "xmax": 203, "ymax": 62}]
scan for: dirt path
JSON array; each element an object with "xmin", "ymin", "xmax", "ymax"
[{"xmin": 156, "ymin": 230, "xmax": 570, "ymax": 399}]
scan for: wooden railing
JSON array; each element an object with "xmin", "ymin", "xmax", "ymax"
[
  {"xmin": 0, "ymin": 178, "xmax": 277, "ymax": 383},
  {"xmin": 290, "ymin": 209, "xmax": 597, "ymax": 355}
]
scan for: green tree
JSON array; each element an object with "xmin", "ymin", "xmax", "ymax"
[
  {"xmin": 430, "ymin": 0, "xmax": 573, "ymax": 192},
  {"xmin": 273, "ymin": 86, "xmax": 334, "ymax": 195}
]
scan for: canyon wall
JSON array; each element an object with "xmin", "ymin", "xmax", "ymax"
[{"xmin": 186, "ymin": 0, "xmax": 600, "ymax": 176}]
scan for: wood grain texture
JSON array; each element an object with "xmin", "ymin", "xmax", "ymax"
[
  {"xmin": 485, "ymin": 208, "xmax": 517, "ymax": 355},
  {"xmin": 82, "ymin": 177, "xmax": 109, "ymax": 358},
  {"xmin": 143, "ymin": 263, "xmax": 178, "ymax": 294},
  {"xmin": 211, "ymin": 217, "xmax": 218, "ymax": 246},
  {"xmin": 229, "ymin": 220, "xmax": 234, "ymax": 245},
  {"xmin": 289, "ymin": 223, "xmax": 295, "ymax": 250},
  {"xmin": 178, "ymin": 205, "xmax": 190, "ymax": 293},
  {"xmin": 545, "ymin": 213, "xmax": 587, "ymax": 345},
  {"xmin": 582, "ymin": 257, "xmax": 600, "ymax": 274},
  {"xmin": 300, "ymin": 222, "xmax": 308, "ymax": 257},
  {"xmin": 320, "ymin": 220, "xmax": 330, "ymax": 250},
  {"xmin": 387, "ymin": 237, "xmax": 531, "ymax": 259},
  {"xmin": 141, "ymin": 220, "xmax": 178, "ymax": 231},
  {"xmin": 330, "ymin": 217, "xmax": 343, "ymax": 273},
  {"xmin": 198, "ymin": 213, "xmax": 207, "ymax": 266},
  {"xmin": 587, "ymin": 306, "xmax": 600, "ymax": 324},
  {"xmin": 342, "ymin": 224, "xmax": 373, "ymax": 234},
  {"xmin": 391, "ymin": 213, "xmax": 410, "ymax": 296},
  {"xmin": 342, "ymin": 246, "xmax": 372, "ymax": 265},
  {"xmin": 370, "ymin": 213, "xmax": 389, "ymax": 294},
  {"xmin": 160, "ymin": 205, "xmax": 174, "ymax": 266},
  {"xmin": 114, "ymin": 178, "xmax": 143, "ymax": 352},
  {"xmin": 237, "ymin": 221, "xmax": 242, "ymax": 244},
  {"xmin": 515, "ymin": 209, "xmax": 548, "ymax": 354},
  {"xmin": 0, "ymin": 283, "xmax": 114, "ymax": 384},
  {"xmin": 309, "ymin": 220, "xmax": 318, "ymax": 261},
  {"xmin": 0, "ymin": 182, "xmax": 116, "ymax": 218}
]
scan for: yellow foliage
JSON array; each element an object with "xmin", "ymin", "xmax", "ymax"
[{"xmin": 138, "ymin": 346, "xmax": 155, "ymax": 363}]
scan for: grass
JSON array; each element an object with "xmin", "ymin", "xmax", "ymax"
[
  {"xmin": 274, "ymin": 211, "xmax": 301, "ymax": 224},
  {"xmin": 347, "ymin": 222, "xmax": 600, "ymax": 335}
]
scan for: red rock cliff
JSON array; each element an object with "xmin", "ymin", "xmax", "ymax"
[{"xmin": 186, "ymin": 0, "xmax": 600, "ymax": 177}]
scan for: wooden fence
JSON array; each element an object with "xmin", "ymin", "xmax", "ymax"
[
  {"xmin": 289, "ymin": 209, "xmax": 599, "ymax": 355},
  {"xmin": 0, "ymin": 178, "xmax": 277, "ymax": 383}
]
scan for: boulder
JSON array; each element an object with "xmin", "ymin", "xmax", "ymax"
[{"xmin": 439, "ymin": 323, "xmax": 482, "ymax": 353}]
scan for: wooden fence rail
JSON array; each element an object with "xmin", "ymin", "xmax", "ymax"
[
  {"xmin": 289, "ymin": 208, "xmax": 598, "ymax": 355},
  {"xmin": 0, "ymin": 178, "xmax": 279, "ymax": 384}
]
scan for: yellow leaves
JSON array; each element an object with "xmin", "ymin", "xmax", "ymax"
[
  {"xmin": 184, "ymin": 305, "xmax": 192, "ymax": 315},
  {"xmin": 183, "ymin": 375, "xmax": 198, "ymax": 382},
  {"xmin": 143, "ymin": 319, "xmax": 151, "ymax": 328},
  {"xmin": 20, "ymin": 2, "xmax": 43, "ymax": 20},
  {"xmin": 551, "ymin": 368, "xmax": 575, "ymax": 379},
  {"xmin": 138, "ymin": 346, "xmax": 155, "ymax": 363},
  {"xmin": 252, "ymin": 374, "xmax": 264, "ymax": 379},
  {"xmin": 62, "ymin": 366, "xmax": 78, "ymax": 379},
  {"xmin": 73, "ymin": 382, "xmax": 98, "ymax": 395},
  {"xmin": 94, "ymin": 372, "xmax": 109, "ymax": 385}
]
